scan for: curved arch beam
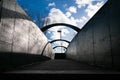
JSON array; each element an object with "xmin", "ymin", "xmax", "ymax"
[
  {"xmin": 53, "ymin": 46, "xmax": 67, "ymax": 50},
  {"xmin": 41, "ymin": 23, "xmax": 80, "ymax": 32},
  {"xmin": 50, "ymin": 39, "xmax": 70, "ymax": 44}
]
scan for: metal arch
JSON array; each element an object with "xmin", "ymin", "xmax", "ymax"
[
  {"xmin": 53, "ymin": 46, "xmax": 67, "ymax": 50},
  {"xmin": 50, "ymin": 39, "xmax": 70, "ymax": 44},
  {"xmin": 41, "ymin": 23, "xmax": 80, "ymax": 32}
]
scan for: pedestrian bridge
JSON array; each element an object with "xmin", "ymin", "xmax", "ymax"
[{"xmin": 0, "ymin": 0, "xmax": 120, "ymax": 74}]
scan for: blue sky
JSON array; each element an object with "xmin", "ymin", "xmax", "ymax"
[{"xmin": 17, "ymin": 0, "xmax": 107, "ymax": 53}]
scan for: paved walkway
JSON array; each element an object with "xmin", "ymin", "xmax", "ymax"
[{"xmin": 5, "ymin": 59, "xmax": 120, "ymax": 74}]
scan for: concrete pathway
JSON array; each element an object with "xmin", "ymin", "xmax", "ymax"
[{"xmin": 5, "ymin": 59, "xmax": 120, "ymax": 74}]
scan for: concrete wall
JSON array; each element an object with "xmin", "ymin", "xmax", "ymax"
[
  {"xmin": 66, "ymin": 0, "xmax": 120, "ymax": 70},
  {"xmin": 0, "ymin": 0, "xmax": 54, "ymax": 59}
]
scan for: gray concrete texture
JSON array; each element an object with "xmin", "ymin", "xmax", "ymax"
[
  {"xmin": 0, "ymin": 0, "xmax": 54, "ymax": 59},
  {"xmin": 66, "ymin": 0, "xmax": 120, "ymax": 70}
]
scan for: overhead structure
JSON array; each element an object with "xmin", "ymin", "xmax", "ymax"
[
  {"xmin": 41, "ymin": 23, "xmax": 81, "ymax": 32},
  {"xmin": 53, "ymin": 46, "xmax": 67, "ymax": 50},
  {"xmin": 50, "ymin": 39, "xmax": 70, "ymax": 44}
]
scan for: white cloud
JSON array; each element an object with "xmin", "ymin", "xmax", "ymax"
[
  {"xmin": 75, "ymin": 0, "xmax": 92, "ymax": 8},
  {"xmin": 44, "ymin": 7, "xmax": 88, "ymax": 31},
  {"xmin": 50, "ymin": 31, "xmax": 61, "ymax": 39},
  {"xmin": 48, "ymin": 2, "xmax": 55, "ymax": 7},
  {"xmin": 75, "ymin": 0, "xmax": 105, "ymax": 8},
  {"xmin": 61, "ymin": 28, "xmax": 70, "ymax": 37},
  {"xmin": 65, "ymin": 12, "xmax": 72, "ymax": 18},
  {"xmin": 68, "ymin": 6, "xmax": 77, "ymax": 13},
  {"xmin": 62, "ymin": 42, "xmax": 69, "ymax": 47},
  {"xmin": 63, "ymin": 4, "xmax": 67, "ymax": 8},
  {"xmin": 79, "ymin": 16, "xmax": 87, "ymax": 23},
  {"xmin": 47, "ymin": 8, "xmax": 70, "ymax": 24},
  {"xmin": 75, "ymin": 16, "xmax": 88, "ymax": 29},
  {"xmin": 44, "ymin": 8, "xmax": 89, "ymax": 29},
  {"xmin": 44, "ymin": 8, "xmax": 80, "ymax": 43},
  {"xmin": 44, "ymin": 8, "xmax": 78, "ymax": 26},
  {"xmin": 45, "ymin": 0, "xmax": 106, "ymax": 53},
  {"xmin": 85, "ymin": 1, "xmax": 104, "ymax": 18},
  {"xmin": 69, "ymin": 17, "xmax": 79, "ymax": 26},
  {"xmin": 48, "ymin": 28, "xmax": 70, "ymax": 40},
  {"xmin": 75, "ymin": 0, "xmax": 105, "ymax": 18}
]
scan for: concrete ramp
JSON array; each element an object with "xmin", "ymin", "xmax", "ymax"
[{"xmin": 5, "ymin": 59, "xmax": 120, "ymax": 74}]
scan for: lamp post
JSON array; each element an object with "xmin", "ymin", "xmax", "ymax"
[{"xmin": 57, "ymin": 30, "xmax": 62, "ymax": 53}]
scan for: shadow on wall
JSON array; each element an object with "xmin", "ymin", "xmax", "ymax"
[
  {"xmin": 1, "ymin": 7, "xmax": 30, "ymax": 20},
  {"xmin": 0, "ymin": 52, "xmax": 51, "ymax": 72},
  {"xmin": 65, "ymin": 0, "xmax": 120, "ymax": 70},
  {"xmin": 41, "ymin": 42, "xmax": 50, "ymax": 55},
  {"xmin": 0, "ymin": 0, "xmax": 55, "ymax": 73}
]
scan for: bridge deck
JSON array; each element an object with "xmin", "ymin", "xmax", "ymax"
[{"xmin": 5, "ymin": 59, "xmax": 120, "ymax": 74}]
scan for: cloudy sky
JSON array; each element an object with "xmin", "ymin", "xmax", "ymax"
[{"xmin": 17, "ymin": 0, "xmax": 107, "ymax": 53}]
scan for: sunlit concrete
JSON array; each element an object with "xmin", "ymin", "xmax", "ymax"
[
  {"xmin": 0, "ymin": 0, "xmax": 54, "ymax": 58},
  {"xmin": 0, "ymin": 0, "xmax": 54, "ymax": 71}
]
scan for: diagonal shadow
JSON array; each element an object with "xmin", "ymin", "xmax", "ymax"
[{"xmin": 1, "ymin": 7, "xmax": 31, "ymax": 20}]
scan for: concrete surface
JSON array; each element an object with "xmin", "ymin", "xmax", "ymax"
[
  {"xmin": 0, "ymin": 0, "xmax": 54, "ymax": 59},
  {"xmin": 0, "ymin": 0, "xmax": 55, "ymax": 71},
  {"xmin": 66, "ymin": 0, "xmax": 120, "ymax": 70},
  {"xmin": 0, "ymin": 52, "xmax": 51, "ymax": 72},
  {"xmin": 5, "ymin": 59, "xmax": 120, "ymax": 74}
]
